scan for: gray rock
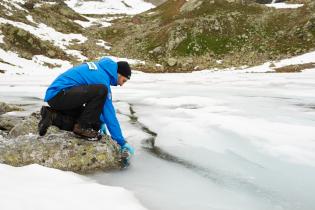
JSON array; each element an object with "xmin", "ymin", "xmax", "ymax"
[
  {"xmin": 167, "ymin": 58, "xmax": 177, "ymax": 67},
  {"xmin": 8, "ymin": 112, "xmax": 59, "ymax": 137},
  {"xmin": 0, "ymin": 115, "xmax": 24, "ymax": 131},
  {"xmin": 47, "ymin": 50, "xmax": 56, "ymax": 57},
  {"xmin": 0, "ymin": 132, "xmax": 121, "ymax": 173},
  {"xmin": 152, "ymin": 46, "xmax": 163, "ymax": 54},
  {"xmin": 0, "ymin": 102, "xmax": 24, "ymax": 115},
  {"xmin": 0, "ymin": 108, "xmax": 122, "ymax": 172}
]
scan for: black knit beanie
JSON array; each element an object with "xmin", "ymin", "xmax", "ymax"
[{"xmin": 117, "ymin": 61, "xmax": 131, "ymax": 79}]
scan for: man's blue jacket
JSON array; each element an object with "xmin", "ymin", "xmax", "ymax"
[{"xmin": 44, "ymin": 57, "xmax": 125, "ymax": 146}]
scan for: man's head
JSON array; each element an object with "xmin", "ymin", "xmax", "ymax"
[{"xmin": 117, "ymin": 61, "xmax": 131, "ymax": 86}]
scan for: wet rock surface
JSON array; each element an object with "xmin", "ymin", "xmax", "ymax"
[{"xmin": 0, "ymin": 102, "xmax": 121, "ymax": 173}]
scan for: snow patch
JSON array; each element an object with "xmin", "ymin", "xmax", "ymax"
[
  {"xmin": 34, "ymin": 2, "xmax": 57, "ymax": 8},
  {"xmin": 0, "ymin": 48, "xmax": 71, "ymax": 73},
  {"xmin": 32, "ymin": 55, "xmax": 71, "ymax": 69},
  {"xmin": 96, "ymin": 39, "xmax": 112, "ymax": 50},
  {"xmin": 26, "ymin": 15, "xmax": 36, "ymax": 24},
  {"xmin": 272, "ymin": 50, "xmax": 315, "ymax": 68},
  {"xmin": 1, "ymin": 0, "xmax": 27, "ymax": 11},
  {"xmin": 0, "ymin": 164, "xmax": 147, "ymax": 210},
  {"xmin": 266, "ymin": 3, "xmax": 304, "ymax": 9},
  {"xmin": 75, "ymin": 16, "xmax": 114, "ymax": 28},
  {"xmin": 65, "ymin": 0, "xmax": 155, "ymax": 15}
]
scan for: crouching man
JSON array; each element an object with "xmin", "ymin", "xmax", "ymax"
[{"xmin": 38, "ymin": 57, "xmax": 134, "ymax": 156}]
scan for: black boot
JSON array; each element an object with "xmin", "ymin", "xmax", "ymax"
[
  {"xmin": 38, "ymin": 106, "xmax": 56, "ymax": 136},
  {"xmin": 73, "ymin": 123, "xmax": 99, "ymax": 139}
]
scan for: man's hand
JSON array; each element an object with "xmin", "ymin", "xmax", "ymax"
[
  {"xmin": 120, "ymin": 143, "xmax": 135, "ymax": 168},
  {"xmin": 121, "ymin": 143, "xmax": 135, "ymax": 155}
]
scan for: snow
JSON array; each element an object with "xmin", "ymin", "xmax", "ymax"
[
  {"xmin": 0, "ymin": 48, "xmax": 71, "ymax": 73},
  {"xmin": 272, "ymin": 50, "xmax": 315, "ymax": 68},
  {"xmin": 266, "ymin": 2, "xmax": 304, "ymax": 9},
  {"xmin": 74, "ymin": 16, "xmax": 115, "ymax": 28},
  {"xmin": 26, "ymin": 15, "xmax": 36, "ymax": 24},
  {"xmin": 0, "ymin": 0, "xmax": 27, "ymax": 12},
  {"xmin": 65, "ymin": 0, "xmax": 155, "ymax": 15},
  {"xmin": 0, "ymin": 164, "xmax": 147, "ymax": 210},
  {"xmin": 96, "ymin": 39, "xmax": 112, "ymax": 50},
  {"xmin": 34, "ymin": 2, "xmax": 57, "ymax": 8}
]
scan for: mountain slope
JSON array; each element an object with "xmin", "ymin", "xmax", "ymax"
[{"xmin": 101, "ymin": 0, "xmax": 315, "ymax": 71}]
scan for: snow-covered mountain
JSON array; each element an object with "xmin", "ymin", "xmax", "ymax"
[{"xmin": 0, "ymin": 1, "xmax": 315, "ymax": 210}]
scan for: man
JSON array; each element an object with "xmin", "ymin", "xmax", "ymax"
[{"xmin": 38, "ymin": 57, "xmax": 134, "ymax": 155}]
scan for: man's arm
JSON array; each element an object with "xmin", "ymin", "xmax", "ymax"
[{"xmin": 100, "ymin": 91, "xmax": 126, "ymax": 146}]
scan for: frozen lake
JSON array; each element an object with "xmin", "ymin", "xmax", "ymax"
[
  {"xmin": 90, "ymin": 69, "xmax": 315, "ymax": 210},
  {"xmin": 0, "ymin": 64, "xmax": 315, "ymax": 210}
]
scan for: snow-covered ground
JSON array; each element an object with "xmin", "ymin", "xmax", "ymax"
[
  {"xmin": 0, "ymin": 50, "xmax": 314, "ymax": 210},
  {"xmin": 65, "ymin": 0, "xmax": 155, "ymax": 15},
  {"xmin": 0, "ymin": 164, "xmax": 147, "ymax": 210},
  {"xmin": 266, "ymin": 2, "xmax": 304, "ymax": 9}
]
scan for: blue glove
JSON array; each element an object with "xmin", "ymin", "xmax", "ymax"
[
  {"xmin": 120, "ymin": 143, "xmax": 134, "ymax": 168},
  {"xmin": 121, "ymin": 143, "xmax": 135, "ymax": 155},
  {"xmin": 99, "ymin": 123, "xmax": 107, "ymax": 135}
]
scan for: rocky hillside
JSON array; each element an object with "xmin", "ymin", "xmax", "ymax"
[
  {"xmin": 0, "ymin": 0, "xmax": 314, "ymax": 72},
  {"xmin": 102, "ymin": 0, "xmax": 315, "ymax": 72}
]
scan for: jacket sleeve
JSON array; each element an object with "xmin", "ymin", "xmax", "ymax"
[{"xmin": 100, "ymin": 90, "xmax": 125, "ymax": 146}]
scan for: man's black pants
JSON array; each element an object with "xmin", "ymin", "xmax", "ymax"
[{"xmin": 48, "ymin": 84, "xmax": 108, "ymax": 131}]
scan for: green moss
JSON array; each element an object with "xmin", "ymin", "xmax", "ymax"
[
  {"xmin": 3, "ymin": 152, "xmax": 22, "ymax": 166},
  {"xmin": 176, "ymin": 34, "xmax": 234, "ymax": 56}
]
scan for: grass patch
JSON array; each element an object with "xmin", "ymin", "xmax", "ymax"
[{"xmin": 176, "ymin": 34, "xmax": 234, "ymax": 56}]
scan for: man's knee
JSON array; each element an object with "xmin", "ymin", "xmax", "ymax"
[{"xmin": 93, "ymin": 84, "xmax": 108, "ymax": 98}]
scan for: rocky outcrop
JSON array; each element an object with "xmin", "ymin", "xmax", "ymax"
[
  {"xmin": 0, "ymin": 102, "xmax": 24, "ymax": 115},
  {"xmin": 0, "ymin": 102, "xmax": 122, "ymax": 173}
]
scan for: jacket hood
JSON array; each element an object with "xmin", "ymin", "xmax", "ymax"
[{"xmin": 97, "ymin": 57, "xmax": 118, "ymax": 86}]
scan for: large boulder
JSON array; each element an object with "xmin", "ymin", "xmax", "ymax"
[
  {"xmin": 0, "ymin": 115, "xmax": 23, "ymax": 131},
  {"xmin": 0, "ymin": 102, "xmax": 122, "ymax": 173},
  {"xmin": 0, "ymin": 132, "xmax": 121, "ymax": 173}
]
